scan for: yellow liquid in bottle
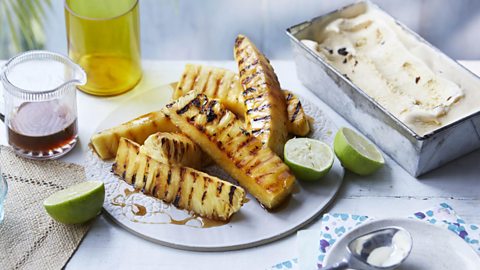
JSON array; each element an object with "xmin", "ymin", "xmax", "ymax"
[
  {"xmin": 65, "ymin": 0, "xmax": 141, "ymax": 96},
  {"xmin": 77, "ymin": 54, "xmax": 142, "ymax": 95}
]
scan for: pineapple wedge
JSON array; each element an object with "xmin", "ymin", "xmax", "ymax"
[
  {"xmin": 173, "ymin": 64, "xmax": 245, "ymax": 116},
  {"xmin": 162, "ymin": 92, "xmax": 295, "ymax": 209},
  {"xmin": 91, "ymin": 111, "xmax": 178, "ymax": 160},
  {"xmin": 175, "ymin": 64, "xmax": 311, "ymax": 136},
  {"xmin": 113, "ymin": 138, "xmax": 245, "ymax": 221},
  {"xmin": 140, "ymin": 132, "xmax": 203, "ymax": 169},
  {"xmin": 284, "ymin": 90, "xmax": 310, "ymax": 136},
  {"xmin": 234, "ymin": 35, "xmax": 288, "ymax": 156}
]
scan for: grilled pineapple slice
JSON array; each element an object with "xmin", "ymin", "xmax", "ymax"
[
  {"xmin": 173, "ymin": 64, "xmax": 245, "ymax": 116},
  {"xmin": 140, "ymin": 132, "xmax": 203, "ymax": 169},
  {"xmin": 91, "ymin": 111, "xmax": 178, "ymax": 160},
  {"xmin": 162, "ymin": 92, "xmax": 295, "ymax": 209},
  {"xmin": 175, "ymin": 64, "xmax": 311, "ymax": 136},
  {"xmin": 284, "ymin": 90, "xmax": 310, "ymax": 136},
  {"xmin": 113, "ymin": 138, "xmax": 245, "ymax": 221},
  {"xmin": 234, "ymin": 35, "xmax": 288, "ymax": 156}
]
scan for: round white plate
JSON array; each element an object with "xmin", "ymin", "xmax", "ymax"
[
  {"xmin": 85, "ymin": 84, "xmax": 344, "ymax": 251},
  {"xmin": 324, "ymin": 218, "xmax": 480, "ymax": 270}
]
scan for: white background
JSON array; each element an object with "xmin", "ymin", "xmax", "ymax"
[
  {"xmin": 2, "ymin": 60, "xmax": 477, "ymax": 269},
  {"xmin": 42, "ymin": 0, "xmax": 480, "ymax": 60}
]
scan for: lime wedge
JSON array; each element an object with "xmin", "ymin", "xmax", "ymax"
[
  {"xmin": 284, "ymin": 138, "xmax": 334, "ymax": 181},
  {"xmin": 43, "ymin": 181, "xmax": 105, "ymax": 224},
  {"xmin": 334, "ymin": 127, "xmax": 384, "ymax": 175}
]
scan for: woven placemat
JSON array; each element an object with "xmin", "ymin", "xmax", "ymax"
[{"xmin": 0, "ymin": 146, "xmax": 91, "ymax": 270}]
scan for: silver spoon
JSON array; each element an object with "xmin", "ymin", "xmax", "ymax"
[{"xmin": 322, "ymin": 227, "xmax": 413, "ymax": 270}]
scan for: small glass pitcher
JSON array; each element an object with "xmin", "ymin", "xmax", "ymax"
[{"xmin": 0, "ymin": 51, "xmax": 86, "ymax": 159}]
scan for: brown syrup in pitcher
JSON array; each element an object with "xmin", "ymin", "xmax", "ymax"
[{"xmin": 7, "ymin": 101, "xmax": 77, "ymax": 153}]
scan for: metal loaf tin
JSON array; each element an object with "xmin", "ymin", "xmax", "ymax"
[{"xmin": 286, "ymin": 1, "xmax": 480, "ymax": 177}]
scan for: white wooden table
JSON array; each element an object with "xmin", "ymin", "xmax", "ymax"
[{"xmin": 1, "ymin": 60, "xmax": 479, "ymax": 270}]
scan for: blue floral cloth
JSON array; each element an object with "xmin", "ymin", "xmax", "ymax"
[{"xmin": 269, "ymin": 203, "xmax": 480, "ymax": 270}]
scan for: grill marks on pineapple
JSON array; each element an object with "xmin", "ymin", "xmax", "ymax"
[
  {"xmin": 244, "ymin": 94, "xmax": 264, "ymax": 106},
  {"xmin": 173, "ymin": 64, "xmax": 310, "ymax": 137},
  {"xmin": 243, "ymin": 87, "xmax": 256, "ymax": 96},
  {"xmin": 173, "ymin": 167, "xmax": 186, "ymax": 207},
  {"xmin": 164, "ymin": 169, "xmax": 171, "ymax": 199},
  {"xmin": 174, "ymin": 65, "xmax": 245, "ymax": 117},
  {"xmin": 187, "ymin": 184, "xmax": 195, "ymax": 210},
  {"xmin": 251, "ymin": 129, "xmax": 264, "ymax": 136},
  {"xmin": 91, "ymin": 110, "xmax": 180, "ymax": 160},
  {"xmin": 283, "ymin": 90, "xmax": 310, "ymax": 136},
  {"xmin": 246, "ymin": 103, "xmax": 271, "ymax": 115},
  {"xmin": 213, "ymin": 76, "xmax": 222, "ymax": 97},
  {"xmin": 241, "ymin": 71, "xmax": 261, "ymax": 85},
  {"xmin": 117, "ymin": 142, "xmax": 140, "ymax": 185},
  {"xmin": 239, "ymin": 59, "xmax": 259, "ymax": 77},
  {"xmin": 177, "ymin": 103, "xmax": 192, "ymax": 115},
  {"xmin": 291, "ymin": 102, "xmax": 302, "ymax": 123},
  {"xmin": 216, "ymin": 182, "xmax": 224, "ymax": 196},
  {"xmin": 141, "ymin": 155, "xmax": 151, "ymax": 188},
  {"xmin": 151, "ymin": 173, "xmax": 159, "ymax": 197},
  {"xmin": 253, "ymin": 115, "xmax": 271, "ymax": 122},
  {"xmin": 206, "ymin": 100, "xmax": 218, "ymax": 122},
  {"xmin": 235, "ymin": 35, "xmax": 245, "ymax": 47},
  {"xmin": 201, "ymin": 176, "xmax": 208, "ymax": 205},
  {"xmin": 113, "ymin": 138, "xmax": 245, "ymax": 221},
  {"xmin": 228, "ymin": 186, "xmax": 237, "ymax": 205},
  {"xmin": 166, "ymin": 169, "xmax": 172, "ymax": 185},
  {"xmin": 164, "ymin": 137, "xmax": 189, "ymax": 164},
  {"xmin": 238, "ymin": 136, "xmax": 256, "ymax": 150},
  {"xmin": 234, "ymin": 35, "xmax": 288, "ymax": 156},
  {"xmin": 162, "ymin": 92, "xmax": 296, "ymax": 208}
]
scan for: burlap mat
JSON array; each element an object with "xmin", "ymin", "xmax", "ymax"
[{"xmin": 0, "ymin": 146, "xmax": 91, "ymax": 270}]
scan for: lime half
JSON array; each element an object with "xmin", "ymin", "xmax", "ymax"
[
  {"xmin": 43, "ymin": 181, "xmax": 105, "ymax": 224},
  {"xmin": 334, "ymin": 127, "xmax": 384, "ymax": 176},
  {"xmin": 284, "ymin": 138, "xmax": 334, "ymax": 181}
]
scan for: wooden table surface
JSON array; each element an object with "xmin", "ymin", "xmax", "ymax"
[{"xmin": 1, "ymin": 60, "xmax": 479, "ymax": 270}]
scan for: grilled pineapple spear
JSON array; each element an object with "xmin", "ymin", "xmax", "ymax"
[
  {"xmin": 174, "ymin": 64, "xmax": 245, "ymax": 116},
  {"xmin": 284, "ymin": 90, "xmax": 310, "ymax": 136},
  {"xmin": 174, "ymin": 64, "xmax": 310, "ymax": 136},
  {"xmin": 162, "ymin": 92, "xmax": 295, "ymax": 209},
  {"xmin": 140, "ymin": 132, "xmax": 204, "ymax": 169},
  {"xmin": 91, "ymin": 111, "xmax": 178, "ymax": 160},
  {"xmin": 113, "ymin": 137, "xmax": 245, "ymax": 221},
  {"xmin": 234, "ymin": 35, "xmax": 288, "ymax": 156}
]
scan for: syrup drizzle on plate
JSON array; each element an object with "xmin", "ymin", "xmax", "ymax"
[{"xmin": 111, "ymin": 188, "xmax": 227, "ymax": 228}]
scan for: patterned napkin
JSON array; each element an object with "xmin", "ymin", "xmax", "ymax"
[
  {"xmin": 0, "ymin": 146, "xmax": 92, "ymax": 270},
  {"xmin": 269, "ymin": 203, "xmax": 480, "ymax": 270}
]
